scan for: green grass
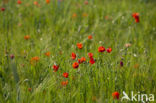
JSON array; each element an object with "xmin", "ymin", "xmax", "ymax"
[{"xmin": 0, "ymin": 0, "xmax": 156, "ymax": 103}]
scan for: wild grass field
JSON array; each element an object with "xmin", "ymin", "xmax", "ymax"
[{"xmin": 0, "ymin": 0, "xmax": 156, "ymax": 103}]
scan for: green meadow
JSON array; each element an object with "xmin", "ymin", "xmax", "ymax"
[{"xmin": 0, "ymin": 0, "xmax": 156, "ymax": 103}]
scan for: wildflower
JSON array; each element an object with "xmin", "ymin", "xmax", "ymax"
[
  {"xmin": 10, "ymin": 54, "xmax": 14, "ymax": 59},
  {"xmin": 89, "ymin": 57, "xmax": 95, "ymax": 64},
  {"xmin": 34, "ymin": 1, "xmax": 39, "ymax": 6},
  {"xmin": 46, "ymin": 0, "xmax": 50, "ymax": 4},
  {"xmin": 72, "ymin": 62, "xmax": 79, "ymax": 69},
  {"xmin": 112, "ymin": 92, "xmax": 120, "ymax": 100},
  {"xmin": 28, "ymin": 88, "xmax": 32, "ymax": 92},
  {"xmin": 132, "ymin": 13, "xmax": 139, "ymax": 23},
  {"xmin": 61, "ymin": 81, "xmax": 68, "ymax": 86},
  {"xmin": 71, "ymin": 52, "xmax": 76, "ymax": 60},
  {"xmin": 24, "ymin": 35, "xmax": 30, "ymax": 40},
  {"xmin": 106, "ymin": 47, "xmax": 112, "ymax": 53},
  {"xmin": 88, "ymin": 53, "xmax": 93, "ymax": 58},
  {"xmin": 98, "ymin": 46, "xmax": 105, "ymax": 52},
  {"xmin": 53, "ymin": 65, "xmax": 59, "ymax": 72},
  {"xmin": 120, "ymin": 61, "xmax": 123, "ymax": 67},
  {"xmin": 63, "ymin": 72, "xmax": 69, "ymax": 78},
  {"xmin": 72, "ymin": 13, "xmax": 77, "ymax": 18},
  {"xmin": 45, "ymin": 51, "xmax": 50, "ymax": 57},
  {"xmin": 1, "ymin": 8, "xmax": 5, "ymax": 11},
  {"xmin": 77, "ymin": 43, "xmax": 83, "ymax": 49},
  {"xmin": 78, "ymin": 57, "xmax": 86, "ymax": 64},
  {"xmin": 88, "ymin": 35, "xmax": 92, "ymax": 40},
  {"xmin": 31, "ymin": 56, "xmax": 39, "ymax": 61},
  {"xmin": 81, "ymin": 57, "xmax": 86, "ymax": 62},
  {"xmin": 84, "ymin": 1, "xmax": 88, "ymax": 5},
  {"xmin": 17, "ymin": 0, "xmax": 22, "ymax": 4}
]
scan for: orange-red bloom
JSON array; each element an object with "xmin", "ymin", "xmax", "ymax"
[
  {"xmin": 88, "ymin": 53, "xmax": 93, "ymax": 58},
  {"xmin": 24, "ymin": 35, "xmax": 30, "ymax": 40},
  {"xmin": 28, "ymin": 88, "xmax": 32, "ymax": 92},
  {"xmin": 61, "ymin": 81, "xmax": 68, "ymax": 86},
  {"xmin": 46, "ymin": 0, "xmax": 50, "ymax": 4},
  {"xmin": 72, "ymin": 62, "xmax": 79, "ymax": 69},
  {"xmin": 53, "ymin": 65, "xmax": 59, "ymax": 72},
  {"xmin": 71, "ymin": 52, "xmax": 76, "ymax": 60},
  {"xmin": 72, "ymin": 13, "xmax": 77, "ymax": 18},
  {"xmin": 89, "ymin": 57, "xmax": 95, "ymax": 64},
  {"xmin": 31, "ymin": 56, "xmax": 40, "ymax": 61},
  {"xmin": 34, "ymin": 1, "xmax": 40, "ymax": 7},
  {"xmin": 17, "ymin": 0, "xmax": 22, "ymax": 4},
  {"xmin": 88, "ymin": 35, "xmax": 92, "ymax": 40},
  {"xmin": 98, "ymin": 46, "xmax": 105, "ymax": 52},
  {"xmin": 78, "ymin": 57, "xmax": 86, "ymax": 64},
  {"xmin": 45, "ymin": 51, "xmax": 50, "ymax": 57},
  {"xmin": 84, "ymin": 1, "xmax": 88, "ymax": 5},
  {"xmin": 132, "ymin": 13, "xmax": 139, "ymax": 23},
  {"xmin": 106, "ymin": 47, "xmax": 112, "ymax": 53},
  {"xmin": 112, "ymin": 92, "xmax": 120, "ymax": 100},
  {"xmin": 77, "ymin": 43, "xmax": 83, "ymax": 49},
  {"xmin": 63, "ymin": 72, "xmax": 69, "ymax": 78},
  {"xmin": 1, "ymin": 8, "xmax": 5, "ymax": 11},
  {"xmin": 30, "ymin": 56, "xmax": 40, "ymax": 64}
]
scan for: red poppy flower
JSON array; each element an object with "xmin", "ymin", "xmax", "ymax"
[
  {"xmin": 63, "ymin": 72, "xmax": 69, "ymax": 78},
  {"xmin": 30, "ymin": 56, "xmax": 40, "ymax": 65},
  {"xmin": 112, "ymin": 92, "xmax": 120, "ymax": 100},
  {"xmin": 17, "ymin": 0, "xmax": 22, "ymax": 4},
  {"xmin": 53, "ymin": 65, "xmax": 59, "ymax": 72},
  {"xmin": 28, "ymin": 88, "xmax": 32, "ymax": 92},
  {"xmin": 81, "ymin": 57, "xmax": 86, "ymax": 62},
  {"xmin": 78, "ymin": 57, "xmax": 86, "ymax": 64},
  {"xmin": 77, "ymin": 43, "xmax": 83, "ymax": 49},
  {"xmin": 10, "ymin": 54, "xmax": 15, "ymax": 59},
  {"xmin": 1, "ymin": 8, "xmax": 5, "ymax": 11},
  {"xmin": 61, "ymin": 81, "xmax": 68, "ymax": 86},
  {"xmin": 72, "ymin": 13, "xmax": 77, "ymax": 18},
  {"xmin": 88, "ymin": 35, "xmax": 92, "ymax": 40},
  {"xmin": 46, "ymin": 0, "xmax": 50, "ymax": 4},
  {"xmin": 88, "ymin": 53, "xmax": 93, "ymax": 58},
  {"xmin": 98, "ymin": 46, "xmax": 105, "ymax": 52},
  {"xmin": 106, "ymin": 47, "xmax": 112, "ymax": 53},
  {"xmin": 132, "ymin": 13, "xmax": 139, "ymax": 23},
  {"xmin": 24, "ymin": 35, "xmax": 30, "ymax": 40},
  {"xmin": 71, "ymin": 52, "xmax": 76, "ymax": 60},
  {"xmin": 45, "ymin": 51, "xmax": 50, "ymax": 57},
  {"xmin": 31, "ymin": 56, "xmax": 40, "ymax": 61},
  {"xmin": 72, "ymin": 62, "xmax": 79, "ymax": 69},
  {"xmin": 89, "ymin": 57, "xmax": 95, "ymax": 64},
  {"xmin": 84, "ymin": 1, "xmax": 88, "ymax": 5}
]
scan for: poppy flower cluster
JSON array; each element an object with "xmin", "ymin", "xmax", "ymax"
[{"xmin": 132, "ymin": 13, "xmax": 139, "ymax": 23}]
